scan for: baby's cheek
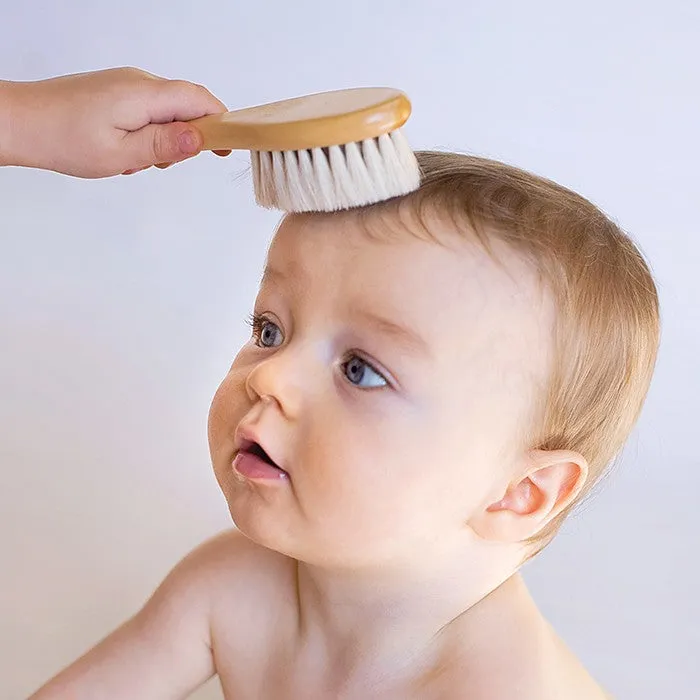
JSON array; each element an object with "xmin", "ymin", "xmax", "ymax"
[
  {"xmin": 207, "ymin": 372, "xmax": 245, "ymax": 443},
  {"xmin": 207, "ymin": 385, "xmax": 227, "ymax": 445}
]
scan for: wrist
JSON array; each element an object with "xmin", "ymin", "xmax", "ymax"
[
  {"xmin": 0, "ymin": 80, "xmax": 30, "ymax": 168},
  {"xmin": 0, "ymin": 81, "xmax": 18, "ymax": 167}
]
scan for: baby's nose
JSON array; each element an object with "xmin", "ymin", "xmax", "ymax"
[{"xmin": 244, "ymin": 348, "xmax": 308, "ymax": 419}]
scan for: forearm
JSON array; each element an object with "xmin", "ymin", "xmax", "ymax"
[
  {"xmin": 0, "ymin": 79, "xmax": 54, "ymax": 171},
  {"xmin": 0, "ymin": 80, "xmax": 23, "ymax": 167}
]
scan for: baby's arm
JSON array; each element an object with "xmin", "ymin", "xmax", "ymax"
[{"xmin": 29, "ymin": 543, "xmax": 218, "ymax": 700}]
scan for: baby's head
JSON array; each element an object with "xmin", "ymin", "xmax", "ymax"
[{"xmin": 208, "ymin": 151, "xmax": 659, "ymax": 572}]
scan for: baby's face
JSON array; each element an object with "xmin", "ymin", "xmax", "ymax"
[{"xmin": 208, "ymin": 211, "xmax": 554, "ymax": 567}]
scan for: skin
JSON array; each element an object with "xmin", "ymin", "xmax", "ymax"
[
  {"xmin": 0, "ymin": 66, "xmax": 231, "ymax": 178},
  {"xmin": 28, "ymin": 211, "xmax": 610, "ymax": 699}
]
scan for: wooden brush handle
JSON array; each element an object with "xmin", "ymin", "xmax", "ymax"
[{"xmin": 189, "ymin": 87, "xmax": 412, "ymax": 152}]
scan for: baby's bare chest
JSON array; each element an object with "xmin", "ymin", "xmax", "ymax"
[
  {"xmin": 216, "ymin": 668, "xmax": 459, "ymax": 700},
  {"xmin": 210, "ymin": 633, "xmax": 521, "ymax": 700},
  {"xmin": 211, "ymin": 631, "xmax": 461, "ymax": 700},
  {"xmin": 212, "ymin": 645, "xmax": 601, "ymax": 700}
]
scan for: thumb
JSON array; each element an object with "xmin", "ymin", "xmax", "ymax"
[{"xmin": 121, "ymin": 122, "xmax": 203, "ymax": 170}]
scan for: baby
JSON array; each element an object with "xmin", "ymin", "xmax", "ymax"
[{"xmin": 30, "ymin": 150, "xmax": 659, "ymax": 699}]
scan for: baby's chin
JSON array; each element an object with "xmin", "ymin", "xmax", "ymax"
[
  {"xmin": 218, "ymin": 477, "xmax": 296, "ymax": 548},
  {"xmin": 218, "ymin": 485, "xmax": 334, "ymax": 565}
]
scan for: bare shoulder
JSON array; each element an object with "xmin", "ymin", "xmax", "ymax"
[
  {"xmin": 497, "ymin": 628, "xmax": 610, "ymax": 700},
  {"xmin": 182, "ymin": 527, "xmax": 291, "ymax": 577},
  {"xmin": 430, "ymin": 585, "xmax": 610, "ymax": 700},
  {"xmin": 181, "ymin": 528, "xmax": 296, "ymax": 608},
  {"xmin": 191, "ymin": 529, "xmax": 298, "ymax": 649},
  {"xmin": 543, "ymin": 626, "xmax": 612, "ymax": 700},
  {"xmin": 439, "ymin": 635, "xmax": 610, "ymax": 700}
]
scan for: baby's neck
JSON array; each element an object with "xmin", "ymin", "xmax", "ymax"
[{"xmin": 291, "ymin": 547, "xmax": 530, "ymax": 687}]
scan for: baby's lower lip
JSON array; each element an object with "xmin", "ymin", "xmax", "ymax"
[{"xmin": 232, "ymin": 451, "xmax": 289, "ymax": 481}]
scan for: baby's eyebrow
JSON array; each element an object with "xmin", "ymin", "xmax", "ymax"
[
  {"xmin": 260, "ymin": 265, "xmax": 430, "ymax": 356},
  {"xmin": 354, "ymin": 309, "xmax": 430, "ymax": 357}
]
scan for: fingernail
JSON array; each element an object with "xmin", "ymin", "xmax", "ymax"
[{"xmin": 178, "ymin": 130, "xmax": 199, "ymax": 155}]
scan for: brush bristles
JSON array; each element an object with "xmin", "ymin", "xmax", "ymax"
[{"xmin": 251, "ymin": 129, "xmax": 421, "ymax": 213}]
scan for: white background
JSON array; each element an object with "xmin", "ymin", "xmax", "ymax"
[{"xmin": 1, "ymin": 1, "xmax": 697, "ymax": 698}]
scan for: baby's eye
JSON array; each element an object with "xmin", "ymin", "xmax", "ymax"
[
  {"xmin": 251, "ymin": 316, "xmax": 284, "ymax": 348},
  {"xmin": 342, "ymin": 355, "xmax": 388, "ymax": 389}
]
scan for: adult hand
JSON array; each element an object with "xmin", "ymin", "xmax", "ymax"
[{"xmin": 0, "ymin": 67, "xmax": 231, "ymax": 178}]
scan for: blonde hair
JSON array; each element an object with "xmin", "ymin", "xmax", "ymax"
[{"xmin": 366, "ymin": 151, "xmax": 661, "ymax": 544}]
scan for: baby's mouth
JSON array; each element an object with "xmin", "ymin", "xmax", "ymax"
[
  {"xmin": 246, "ymin": 441, "xmax": 278, "ymax": 467},
  {"xmin": 234, "ymin": 439, "xmax": 289, "ymax": 480}
]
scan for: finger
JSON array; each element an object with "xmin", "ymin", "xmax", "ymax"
[
  {"xmin": 213, "ymin": 149, "xmax": 232, "ymax": 157},
  {"xmin": 145, "ymin": 80, "xmax": 228, "ymax": 125},
  {"xmin": 121, "ymin": 165, "xmax": 152, "ymax": 175},
  {"xmin": 155, "ymin": 162, "xmax": 175, "ymax": 169},
  {"xmin": 135, "ymin": 67, "xmax": 165, "ymax": 81},
  {"xmin": 121, "ymin": 122, "xmax": 202, "ymax": 170},
  {"xmin": 119, "ymin": 66, "xmax": 164, "ymax": 81}
]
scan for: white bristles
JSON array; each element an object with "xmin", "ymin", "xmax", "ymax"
[
  {"xmin": 361, "ymin": 137, "xmax": 391, "ymax": 202},
  {"xmin": 250, "ymin": 128, "xmax": 421, "ymax": 213},
  {"xmin": 328, "ymin": 144, "xmax": 355, "ymax": 208},
  {"xmin": 295, "ymin": 148, "xmax": 317, "ymax": 211},
  {"xmin": 271, "ymin": 150, "xmax": 288, "ymax": 209},
  {"xmin": 311, "ymin": 146, "xmax": 337, "ymax": 211},
  {"xmin": 253, "ymin": 151, "xmax": 275, "ymax": 207}
]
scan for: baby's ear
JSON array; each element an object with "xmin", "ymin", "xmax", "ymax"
[{"xmin": 469, "ymin": 450, "xmax": 588, "ymax": 543}]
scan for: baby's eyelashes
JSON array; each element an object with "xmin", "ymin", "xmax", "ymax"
[{"xmin": 248, "ymin": 314, "xmax": 284, "ymax": 348}]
